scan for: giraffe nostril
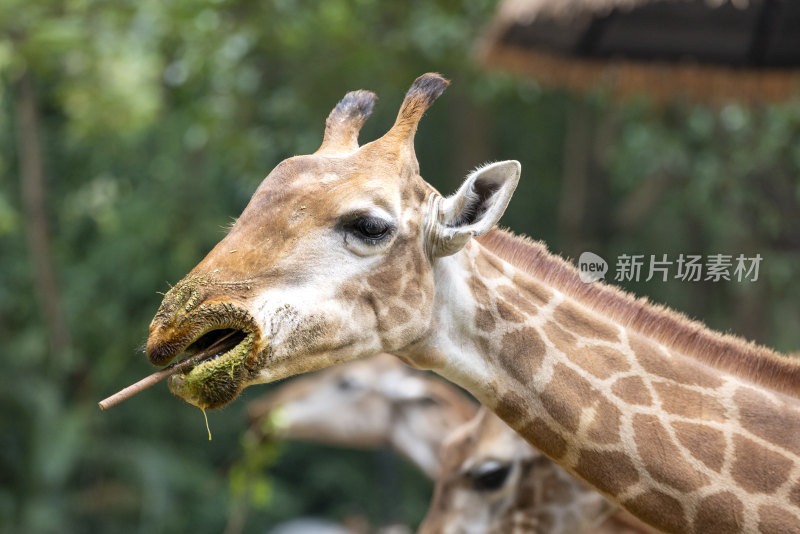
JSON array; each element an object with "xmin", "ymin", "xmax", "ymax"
[{"xmin": 156, "ymin": 276, "xmax": 212, "ymax": 321}]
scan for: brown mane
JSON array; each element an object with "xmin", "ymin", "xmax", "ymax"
[{"xmin": 477, "ymin": 228, "xmax": 800, "ymax": 399}]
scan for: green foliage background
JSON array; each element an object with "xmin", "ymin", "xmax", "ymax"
[{"xmin": 1, "ymin": 1, "xmax": 799, "ymax": 533}]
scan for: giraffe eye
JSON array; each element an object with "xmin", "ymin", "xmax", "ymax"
[
  {"xmin": 339, "ymin": 213, "xmax": 396, "ymax": 253},
  {"xmin": 336, "ymin": 376, "xmax": 361, "ymax": 391},
  {"xmin": 468, "ymin": 461, "xmax": 512, "ymax": 491},
  {"xmin": 352, "ymin": 216, "xmax": 392, "ymax": 243}
]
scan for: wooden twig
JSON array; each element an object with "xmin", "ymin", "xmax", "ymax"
[{"xmin": 98, "ymin": 330, "xmax": 237, "ymax": 410}]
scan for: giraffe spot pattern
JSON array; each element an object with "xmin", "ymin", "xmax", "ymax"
[
  {"xmin": 339, "ymin": 280, "xmax": 361, "ymax": 301},
  {"xmin": 541, "ymin": 363, "xmax": 621, "ymax": 443},
  {"xmin": 497, "ymin": 284, "xmax": 540, "ymax": 316},
  {"xmin": 693, "ymin": 491, "xmax": 744, "ymax": 534},
  {"xmin": 671, "ymin": 421, "xmax": 726, "ymax": 472},
  {"xmin": 652, "ymin": 381, "xmax": 727, "ymax": 422},
  {"xmin": 361, "ymin": 241, "xmax": 429, "ymax": 338},
  {"xmin": 367, "ymin": 257, "xmax": 404, "ymax": 295},
  {"xmin": 494, "ymin": 391, "xmax": 530, "ymax": 429},
  {"xmin": 790, "ymin": 482, "xmax": 800, "ymax": 510},
  {"xmin": 475, "ymin": 252, "xmax": 503, "ymax": 279},
  {"xmin": 735, "ymin": 386, "xmax": 800, "ymax": 456},
  {"xmin": 624, "ymin": 490, "xmax": 688, "ymax": 534},
  {"xmin": 499, "ymin": 327, "xmax": 545, "ymax": 385},
  {"xmin": 630, "ymin": 334, "xmax": 725, "ymax": 389},
  {"xmin": 474, "ymin": 307, "xmax": 495, "ymax": 332},
  {"xmin": 573, "ymin": 449, "xmax": 639, "ymax": 496},
  {"xmin": 611, "ymin": 376, "xmax": 653, "ymax": 406},
  {"xmin": 731, "ymin": 434, "xmax": 793, "ymax": 494},
  {"xmin": 496, "ymin": 297, "xmax": 527, "ymax": 323},
  {"xmin": 475, "ymin": 335, "xmax": 494, "ymax": 360},
  {"xmin": 585, "ymin": 396, "xmax": 622, "ymax": 444},
  {"xmin": 464, "ymin": 245, "xmax": 800, "ymax": 529},
  {"xmin": 401, "ymin": 281, "xmax": 426, "ymax": 308},
  {"xmin": 568, "ymin": 344, "xmax": 630, "ymax": 379},
  {"xmin": 468, "ymin": 276, "xmax": 491, "ymax": 307},
  {"xmin": 407, "ymin": 248, "xmax": 425, "ymax": 278},
  {"xmin": 553, "ymin": 301, "xmax": 620, "ymax": 343},
  {"xmin": 757, "ymin": 505, "xmax": 800, "ymax": 534},
  {"xmin": 512, "ymin": 273, "xmax": 553, "ymax": 306},
  {"xmin": 540, "ymin": 363, "xmax": 594, "ymax": 432},
  {"xmin": 388, "ymin": 305, "xmax": 410, "ymax": 325},
  {"xmin": 412, "ymin": 183, "xmax": 427, "ymax": 203},
  {"xmin": 633, "ymin": 414, "xmax": 710, "ymax": 492},
  {"xmin": 520, "ymin": 417, "xmax": 568, "ymax": 460},
  {"xmin": 542, "ymin": 321, "xmax": 577, "ymax": 354}
]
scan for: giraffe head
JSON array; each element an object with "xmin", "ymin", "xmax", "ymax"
[
  {"xmin": 145, "ymin": 73, "xmax": 521, "ymax": 409},
  {"xmin": 417, "ymin": 407, "xmax": 614, "ymax": 534}
]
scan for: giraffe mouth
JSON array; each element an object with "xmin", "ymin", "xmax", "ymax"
[
  {"xmin": 182, "ymin": 328, "xmax": 249, "ymax": 365},
  {"xmin": 146, "ymin": 302, "xmax": 263, "ymax": 410},
  {"xmin": 166, "ymin": 326, "xmax": 258, "ymax": 410}
]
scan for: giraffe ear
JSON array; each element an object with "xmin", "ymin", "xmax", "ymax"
[{"xmin": 431, "ymin": 161, "xmax": 521, "ymax": 257}]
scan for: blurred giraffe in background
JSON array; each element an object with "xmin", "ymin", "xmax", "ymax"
[
  {"xmin": 247, "ymin": 352, "xmax": 477, "ymax": 478},
  {"xmin": 418, "ymin": 406, "xmax": 658, "ymax": 534},
  {"xmin": 250, "ymin": 355, "xmax": 653, "ymax": 534}
]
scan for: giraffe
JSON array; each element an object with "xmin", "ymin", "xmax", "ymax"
[
  {"xmin": 251, "ymin": 353, "xmax": 651, "ymax": 534},
  {"xmin": 419, "ymin": 406, "xmax": 660, "ymax": 534},
  {"xmin": 145, "ymin": 74, "xmax": 800, "ymax": 533},
  {"xmin": 247, "ymin": 352, "xmax": 478, "ymax": 478}
]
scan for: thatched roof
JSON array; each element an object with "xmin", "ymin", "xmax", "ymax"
[{"xmin": 479, "ymin": 0, "xmax": 800, "ymax": 103}]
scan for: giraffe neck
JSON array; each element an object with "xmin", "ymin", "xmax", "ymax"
[{"xmin": 414, "ymin": 231, "xmax": 800, "ymax": 534}]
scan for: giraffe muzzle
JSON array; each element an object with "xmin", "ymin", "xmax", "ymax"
[{"xmin": 146, "ymin": 300, "xmax": 264, "ymax": 409}]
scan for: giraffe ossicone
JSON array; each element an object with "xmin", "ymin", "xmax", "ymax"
[{"xmin": 146, "ymin": 74, "xmax": 800, "ymax": 533}]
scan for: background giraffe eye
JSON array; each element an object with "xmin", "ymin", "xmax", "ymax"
[
  {"xmin": 468, "ymin": 461, "xmax": 512, "ymax": 491},
  {"xmin": 336, "ymin": 376, "xmax": 361, "ymax": 391},
  {"xmin": 352, "ymin": 216, "xmax": 392, "ymax": 242}
]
